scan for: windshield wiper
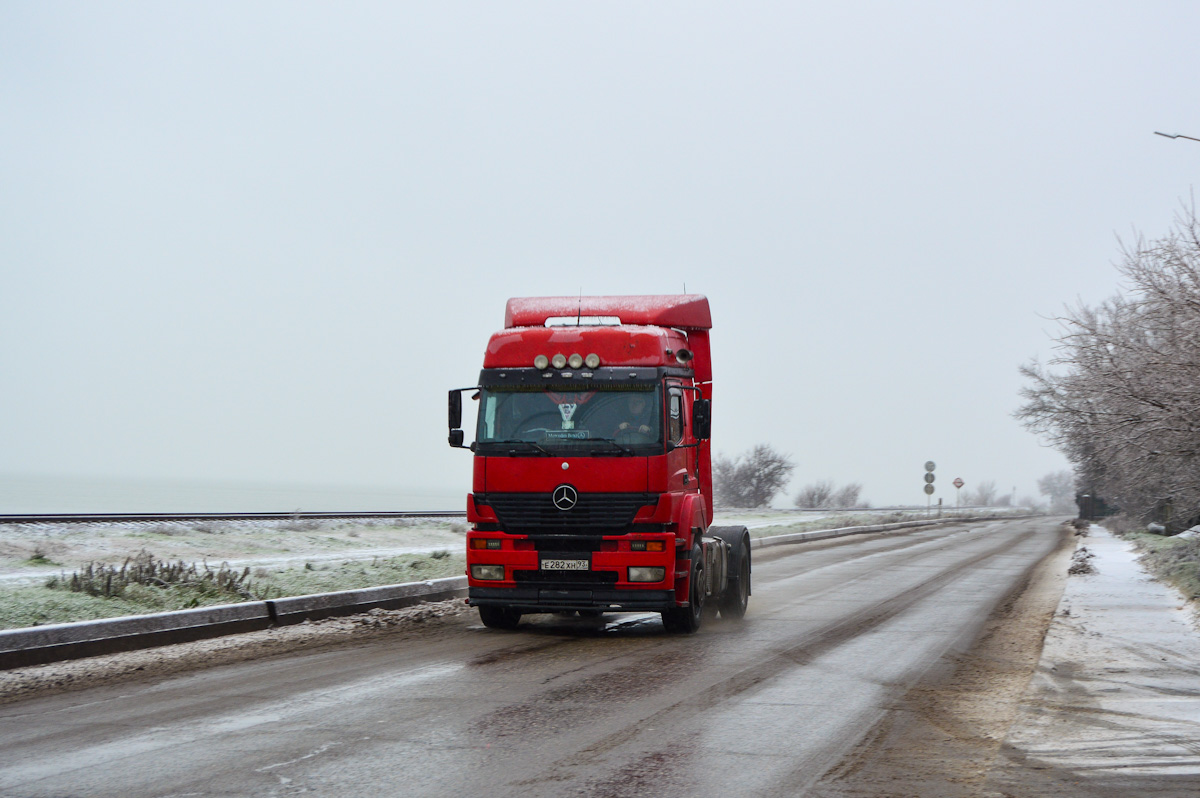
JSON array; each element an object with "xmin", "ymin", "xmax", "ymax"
[
  {"xmin": 489, "ymin": 439, "xmax": 553, "ymax": 456},
  {"xmin": 587, "ymin": 439, "xmax": 636, "ymax": 456}
]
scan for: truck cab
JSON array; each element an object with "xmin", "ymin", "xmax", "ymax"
[{"xmin": 448, "ymin": 295, "xmax": 749, "ymax": 632}]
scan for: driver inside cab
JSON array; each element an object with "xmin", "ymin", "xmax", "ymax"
[{"xmin": 616, "ymin": 393, "xmax": 654, "ymax": 436}]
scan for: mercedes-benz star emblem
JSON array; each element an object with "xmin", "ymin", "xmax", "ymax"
[{"xmin": 552, "ymin": 484, "xmax": 578, "ymax": 511}]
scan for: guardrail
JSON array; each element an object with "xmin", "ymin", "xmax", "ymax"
[{"xmin": 0, "ymin": 513, "xmax": 1031, "ymax": 670}]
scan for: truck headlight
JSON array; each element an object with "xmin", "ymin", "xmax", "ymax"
[
  {"xmin": 471, "ymin": 565, "xmax": 505, "ymax": 581},
  {"xmin": 628, "ymin": 566, "xmax": 665, "ymax": 582}
]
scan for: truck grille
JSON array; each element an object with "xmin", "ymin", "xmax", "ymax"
[
  {"xmin": 513, "ymin": 570, "xmax": 619, "ymax": 585},
  {"xmin": 476, "ymin": 492, "xmax": 657, "ymax": 531}
]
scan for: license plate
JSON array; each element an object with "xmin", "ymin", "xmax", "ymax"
[{"xmin": 541, "ymin": 559, "xmax": 589, "ymax": 571}]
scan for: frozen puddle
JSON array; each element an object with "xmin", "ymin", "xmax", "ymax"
[{"xmin": 1001, "ymin": 526, "xmax": 1200, "ymax": 779}]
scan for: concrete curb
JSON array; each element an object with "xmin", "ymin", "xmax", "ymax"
[
  {"xmin": 0, "ymin": 576, "xmax": 467, "ymax": 670},
  {"xmin": 269, "ymin": 577, "xmax": 467, "ymax": 626}
]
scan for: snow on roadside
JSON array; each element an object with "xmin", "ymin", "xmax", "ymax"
[{"xmin": 994, "ymin": 525, "xmax": 1200, "ymax": 785}]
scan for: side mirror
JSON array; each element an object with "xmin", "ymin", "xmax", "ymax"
[
  {"xmin": 448, "ymin": 390, "xmax": 462, "ymax": 430},
  {"xmin": 693, "ymin": 398, "xmax": 711, "ymax": 440},
  {"xmin": 448, "ymin": 390, "xmax": 470, "ymax": 449}
]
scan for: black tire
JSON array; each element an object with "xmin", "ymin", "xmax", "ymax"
[
  {"xmin": 662, "ymin": 543, "xmax": 705, "ymax": 633},
  {"xmin": 478, "ymin": 605, "xmax": 522, "ymax": 630},
  {"xmin": 719, "ymin": 537, "xmax": 750, "ymax": 620},
  {"xmin": 711, "ymin": 526, "xmax": 751, "ymax": 621}
]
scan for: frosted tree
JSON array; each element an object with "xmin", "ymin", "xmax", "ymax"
[
  {"xmin": 794, "ymin": 481, "xmax": 867, "ymax": 509},
  {"xmin": 794, "ymin": 480, "xmax": 834, "ymax": 509},
  {"xmin": 1037, "ymin": 470, "xmax": 1076, "ymax": 513},
  {"xmin": 966, "ymin": 480, "xmax": 999, "ymax": 507},
  {"xmin": 1018, "ymin": 201, "xmax": 1200, "ymax": 527},
  {"xmin": 713, "ymin": 445, "xmax": 796, "ymax": 508}
]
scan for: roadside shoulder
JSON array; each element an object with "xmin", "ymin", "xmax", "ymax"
[{"xmin": 987, "ymin": 525, "xmax": 1200, "ymax": 795}]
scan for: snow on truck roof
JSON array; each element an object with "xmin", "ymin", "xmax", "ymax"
[{"xmin": 504, "ymin": 295, "xmax": 711, "ymax": 330}]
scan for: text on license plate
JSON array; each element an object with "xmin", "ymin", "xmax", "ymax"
[{"xmin": 541, "ymin": 559, "xmax": 590, "ymax": 571}]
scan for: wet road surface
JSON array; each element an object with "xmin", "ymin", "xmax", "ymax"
[{"xmin": 0, "ymin": 517, "xmax": 1063, "ymax": 797}]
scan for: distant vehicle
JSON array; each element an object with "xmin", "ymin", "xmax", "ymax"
[{"xmin": 448, "ymin": 294, "xmax": 750, "ymax": 632}]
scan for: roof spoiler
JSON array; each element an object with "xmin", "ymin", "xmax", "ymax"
[{"xmin": 504, "ymin": 295, "xmax": 711, "ymax": 330}]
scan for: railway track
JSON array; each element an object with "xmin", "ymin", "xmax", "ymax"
[{"xmin": 0, "ymin": 511, "xmax": 466, "ymax": 525}]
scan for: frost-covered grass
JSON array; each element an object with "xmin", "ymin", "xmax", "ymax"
[
  {"xmin": 250, "ymin": 550, "xmax": 463, "ymax": 598},
  {"xmin": 0, "ymin": 551, "xmax": 465, "ymax": 630},
  {"xmin": 1123, "ymin": 531, "xmax": 1200, "ymax": 601},
  {"xmin": 0, "ymin": 588, "xmax": 160, "ymax": 629}
]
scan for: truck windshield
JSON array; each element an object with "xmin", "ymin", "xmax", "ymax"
[{"xmin": 476, "ymin": 386, "xmax": 662, "ymax": 453}]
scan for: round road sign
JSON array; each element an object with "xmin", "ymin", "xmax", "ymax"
[
  {"xmin": 923, "ymin": 484, "xmax": 935, "ymax": 495},
  {"xmin": 924, "ymin": 473, "xmax": 936, "ymax": 484},
  {"xmin": 953, "ymin": 477, "xmax": 964, "ymax": 489},
  {"xmin": 924, "ymin": 461, "xmax": 936, "ymax": 472}
]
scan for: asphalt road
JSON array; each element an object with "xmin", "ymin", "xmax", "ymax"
[{"xmin": 0, "ymin": 517, "xmax": 1064, "ymax": 798}]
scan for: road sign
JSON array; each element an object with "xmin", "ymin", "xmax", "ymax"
[
  {"xmin": 924, "ymin": 461, "xmax": 936, "ymax": 472},
  {"xmin": 923, "ymin": 484, "xmax": 935, "ymax": 495},
  {"xmin": 924, "ymin": 473, "xmax": 935, "ymax": 484},
  {"xmin": 953, "ymin": 477, "xmax": 964, "ymax": 489}
]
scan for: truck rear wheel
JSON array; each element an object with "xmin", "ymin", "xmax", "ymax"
[
  {"xmin": 719, "ymin": 542, "xmax": 750, "ymax": 619},
  {"xmin": 662, "ymin": 543, "xmax": 704, "ymax": 633},
  {"xmin": 711, "ymin": 526, "xmax": 751, "ymax": 621},
  {"xmin": 478, "ymin": 605, "xmax": 522, "ymax": 630}
]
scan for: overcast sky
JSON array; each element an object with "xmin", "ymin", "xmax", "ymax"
[{"xmin": 2, "ymin": 1, "xmax": 1198, "ymax": 511}]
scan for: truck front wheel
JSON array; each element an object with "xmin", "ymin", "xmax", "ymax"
[
  {"xmin": 478, "ymin": 605, "xmax": 522, "ymax": 630},
  {"xmin": 662, "ymin": 544, "xmax": 704, "ymax": 633}
]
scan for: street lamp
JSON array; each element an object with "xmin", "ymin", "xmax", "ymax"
[{"xmin": 1155, "ymin": 131, "xmax": 1200, "ymax": 142}]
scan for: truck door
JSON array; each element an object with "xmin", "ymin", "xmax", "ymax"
[{"xmin": 665, "ymin": 385, "xmax": 694, "ymax": 493}]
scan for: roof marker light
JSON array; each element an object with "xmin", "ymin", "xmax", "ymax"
[
  {"xmin": 534, "ymin": 355, "xmax": 549, "ymax": 370},
  {"xmin": 552, "ymin": 353, "xmax": 567, "ymax": 369},
  {"xmin": 568, "ymin": 353, "xmax": 583, "ymax": 369},
  {"xmin": 585, "ymin": 353, "xmax": 600, "ymax": 368}
]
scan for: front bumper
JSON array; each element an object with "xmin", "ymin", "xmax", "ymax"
[{"xmin": 468, "ymin": 586, "xmax": 676, "ymax": 613}]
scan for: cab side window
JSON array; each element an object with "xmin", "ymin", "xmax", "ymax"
[{"xmin": 668, "ymin": 390, "xmax": 684, "ymax": 444}]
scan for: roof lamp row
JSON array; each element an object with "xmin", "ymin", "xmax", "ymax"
[{"xmin": 534, "ymin": 353, "xmax": 601, "ymax": 370}]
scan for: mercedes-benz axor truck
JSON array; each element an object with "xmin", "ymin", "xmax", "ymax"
[{"xmin": 448, "ymin": 294, "xmax": 749, "ymax": 632}]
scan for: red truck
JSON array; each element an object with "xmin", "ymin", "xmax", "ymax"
[{"xmin": 448, "ymin": 294, "xmax": 750, "ymax": 632}]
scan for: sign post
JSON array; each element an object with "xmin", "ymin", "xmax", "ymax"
[
  {"xmin": 924, "ymin": 461, "xmax": 936, "ymax": 515},
  {"xmin": 953, "ymin": 477, "xmax": 964, "ymax": 508}
]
